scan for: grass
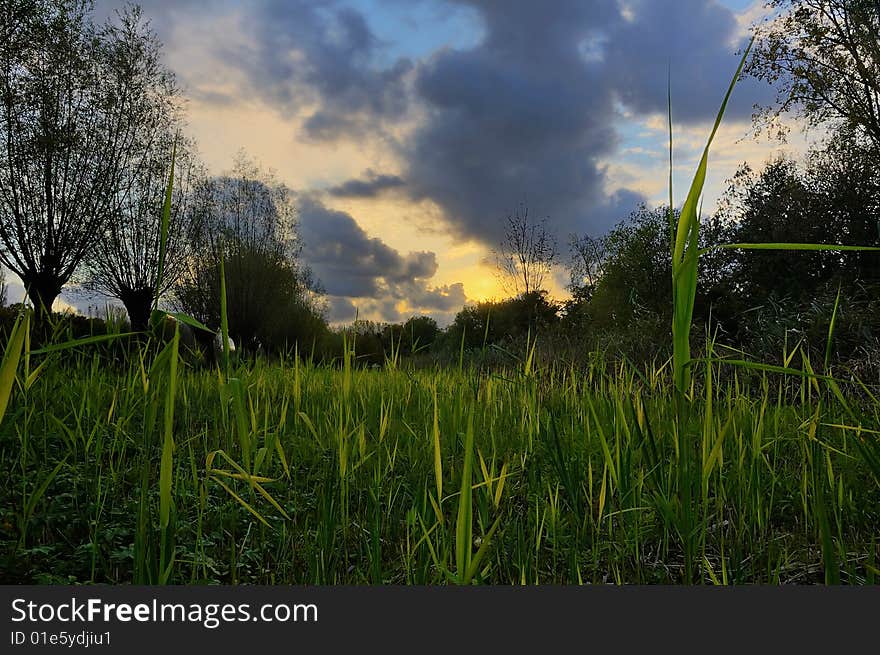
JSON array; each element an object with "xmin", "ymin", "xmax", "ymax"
[{"xmin": 0, "ymin": 344, "xmax": 879, "ymax": 585}]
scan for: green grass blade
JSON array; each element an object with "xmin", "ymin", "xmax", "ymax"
[
  {"xmin": 705, "ymin": 242, "xmax": 880, "ymax": 254},
  {"xmin": 697, "ymin": 357, "xmax": 834, "ymax": 380},
  {"xmin": 455, "ymin": 412, "xmax": 475, "ymax": 581},
  {"xmin": 0, "ymin": 310, "xmax": 28, "ymax": 424},
  {"xmin": 670, "ymin": 38, "xmax": 753, "ymax": 394},
  {"xmin": 433, "ymin": 387, "xmax": 442, "ymax": 502},
  {"xmin": 29, "ymin": 332, "xmax": 138, "ymax": 356},
  {"xmin": 464, "ymin": 513, "xmax": 502, "ymax": 583},
  {"xmin": 159, "ymin": 325, "xmax": 179, "ymax": 530},
  {"xmin": 209, "ymin": 476, "xmax": 271, "ymax": 528},
  {"xmin": 158, "ymin": 322, "xmax": 180, "ymax": 583},
  {"xmin": 824, "ymin": 286, "xmax": 841, "ymax": 372}
]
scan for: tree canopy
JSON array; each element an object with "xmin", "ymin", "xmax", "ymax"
[{"xmin": 748, "ymin": 0, "xmax": 880, "ymax": 149}]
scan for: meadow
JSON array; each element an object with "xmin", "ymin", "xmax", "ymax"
[{"xmin": 0, "ymin": 329, "xmax": 879, "ymax": 585}]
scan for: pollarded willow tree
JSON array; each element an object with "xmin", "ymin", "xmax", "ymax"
[
  {"xmin": 0, "ymin": 0, "xmax": 143, "ymax": 316},
  {"xmin": 81, "ymin": 6, "xmax": 202, "ymax": 331}
]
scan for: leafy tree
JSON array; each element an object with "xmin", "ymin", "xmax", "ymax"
[
  {"xmin": 747, "ymin": 0, "xmax": 880, "ymax": 150},
  {"xmin": 0, "ymin": 0, "xmax": 151, "ymax": 316},
  {"xmin": 721, "ymin": 138, "xmax": 880, "ymax": 308},
  {"xmin": 446, "ymin": 291, "xmax": 559, "ymax": 350},
  {"xmin": 380, "ymin": 315, "xmax": 441, "ymax": 357},
  {"xmin": 175, "ymin": 154, "xmax": 323, "ymax": 352},
  {"xmin": 587, "ymin": 204, "xmax": 734, "ymax": 336},
  {"xmin": 588, "ymin": 205, "xmax": 673, "ymax": 331},
  {"xmin": 402, "ymin": 315, "xmax": 440, "ymax": 352}
]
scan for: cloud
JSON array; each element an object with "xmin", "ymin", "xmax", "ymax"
[
  {"xmin": 297, "ymin": 196, "xmax": 467, "ymax": 322},
  {"xmin": 603, "ymin": 0, "xmax": 773, "ymax": 123},
  {"xmin": 327, "ymin": 170, "xmax": 406, "ymax": 198},
  {"xmin": 215, "ymin": 0, "xmax": 413, "ymax": 141},
  {"xmin": 96, "ymin": 0, "xmax": 413, "ymax": 141},
  {"xmin": 103, "ymin": 0, "xmax": 774, "ymax": 248},
  {"xmin": 325, "ymin": 295, "xmax": 358, "ymax": 323},
  {"xmin": 87, "ymin": 0, "xmax": 783, "ymax": 322},
  {"xmin": 393, "ymin": 0, "xmax": 774, "ymax": 248},
  {"xmin": 399, "ymin": 0, "xmax": 639, "ymax": 245}
]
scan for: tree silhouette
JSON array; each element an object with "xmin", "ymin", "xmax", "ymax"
[
  {"xmin": 0, "ymin": 1, "xmax": 145, "ymax": 317},
  {"xmin": 494, "ymin": 203, "xmax": 558, "ymax": 297},
  {"xmin": 80, "ymin": 6, "xmax": 198, "ymax": 331}
]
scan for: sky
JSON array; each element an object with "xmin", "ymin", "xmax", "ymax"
[{"xmin": 7, "ymin": 0, "xmax": 819, "ymax": 325}]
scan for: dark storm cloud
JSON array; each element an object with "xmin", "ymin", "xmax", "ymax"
[
  {"xmin": 297, "ymin": 196, "xmax": 465, "ymax": 318},
  {"xmin": 327, "ymin": 170, "xmax": 406, "ymax": 198},
  {"xmin": 603, "ymin": 0, "xmax": 772, "ymax": 122},
  {"xmin": 401, "ymin": 0, "xmax": 635, "ymax": 245},
  {"xmin": 325, "ymin": 295, "xmax": 358, "ymax": 323},
  {"xmin": 397, "ymin": 0, "xmax": 768, "ymax": 246},
  {"xmin": 232, "ymin": 0, "xmax": 413, "ymax": 140}
]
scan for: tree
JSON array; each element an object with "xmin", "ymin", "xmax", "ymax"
[
  {"xmin": 0, "ymin": 0, "xmax": 140, "ymax": 316},
  {"xmin": 566, "ymin": 232, "xmax": 606, "ymax": 303},
  {"xmin": 402, "ymin": 315, "xmax": 440, "ymax": 352},
  {"xmin": 175, "ymin": 154, "xmax": 322, "ymax": 352},
  {"xmin": 589, "ymin": 204, "xmax": 734, "ymax": 333},
  {"xmin": 380, "ymin": 315, "xmax": 441, "ymax": 357},
  {"xmin": 79, "ymin": 6, "xmax": 198, "ymax": 331},
  {"xmin": 720, "ymin": 138, "xmax": 880, "ymax": 306},
  {"xmin": 589, "ymin": 205, "xmax": 674, "ymax": 330},
  {"xmin": 494, "ymin": 203, "xmax": 558, "ymax": 297},
  {"xmin": 446, "ymin": 292, "xmax": 559, "ymax": 351},
  {"xmin": 712, "ymin": 137, "xmax": 880, "ymax": 362},
  {"xmin": 747, "ymin": 0, "xmax": 880, "ymax": 150}
]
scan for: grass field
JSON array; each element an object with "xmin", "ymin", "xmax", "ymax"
[{"xmin": 1, "ymin": 338, "xmax": 879, "ymax": 585}]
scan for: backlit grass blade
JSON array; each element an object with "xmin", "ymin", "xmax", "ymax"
[
  {"xmin": 464, "ymin": 513, "xmax": 502, "ymax": 583},
  {"xmin": 0, "ymin": 309, "xmax": 28, "ymax": 425},
  {"xmin": 696, "ymin": 357, "xmax": 835, "ymax": 380},
  {"xmin": 29, "ymin": 332, "xmax": 138, "ymax": 355},
  {"xmin": 824, "ymin": 286, "xmax": 841, "ymax": 372},
  {"xmin": 433, "ymin": 387, "xmax": 442, "ymax": 502},
  {"xmin": 207, "ymin": 450, "xmax": 290, "ymax": 520},
  {"xmin": 704, "ymin": 242, "xmax": 880, "ymax": 254},
  {"xmin": 208, "ymin": 475, "xmax": 271, "ymax": 528},
  {"xmin": 159, "ymin": 310, "xmax": 212, "ymax": 333},
  {"xmin": 670, "ymin": 38, "xmax": 753, "ymax": 394},
  {"xmin": 17, "ymin": 457, "xmax": 67, "ymax": 550},
  {"xmin": 455, "ymin": 412, "xmax": 475, "ymax": 581},
  {"xmin": 667, "ymin": 65, "xmax": 675, "ymax": 260},
  {"xmin": 158, "ymin": 321, "xmax": 180, "ymax": 583}
]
